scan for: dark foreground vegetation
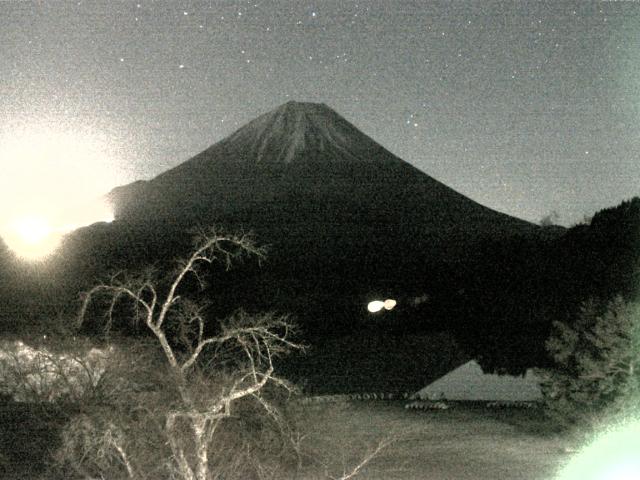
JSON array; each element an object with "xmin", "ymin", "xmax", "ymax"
[
  {"xmin": 2, "ymin": 198, "xmax": 639, "ymax": 389},
  {"xmin": 1, "ymin": 397, "xmax": 573, "ymax": 480},
  {"xmin": 0, "ymin": 231, "xmax": 396, "ymax": 479},
  {"xmin": 0, "ymin": 198, "xmax": 638, "ymax": 478}
]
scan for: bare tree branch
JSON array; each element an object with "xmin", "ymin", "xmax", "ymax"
[
  {"xmin": 74, "ymin": 228, "xmax": 300, "ymax": 480},
  {"xmin": 330, "ymin": 437, "xmax": 394, "ymax": 480}
]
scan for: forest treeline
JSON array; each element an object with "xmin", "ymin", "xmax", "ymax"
[
  {"xmin": 451, "ymin": 197, "xmax": 640, "ymax": 373},
  {"xmin": 0, "ymin": 197, "xmax": 638, "ymax": 389}
]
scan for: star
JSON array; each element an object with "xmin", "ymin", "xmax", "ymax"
[{"xmin": 1, "ymin": 0, "xmax": 632, "ymax": 230}]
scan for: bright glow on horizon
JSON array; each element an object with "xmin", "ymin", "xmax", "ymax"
[
  {"xmin": 3, "ymin": 216, "xmax": 62, "ymax": 260},
  {"xmin": 1, "ymin": 211, "xmax": 65, "ymax": 260},
  {"xmin": 0, "ymin": 123, "xmax": 118, "ymax": 260},
  {"xmin": 12, "ymin": 216, "xmax": 52, "ymax": 246},
  {"xmin": 556, "ymin": 419, "xmax": 640, "ymax": 480},
  {"xmin": 3, "ymin": 199, "xmax": 114, "ymax": 260}
]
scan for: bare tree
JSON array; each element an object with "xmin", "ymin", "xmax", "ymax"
[{"xmin": 77, "ymin": 228, "xmax": 301, "ymax": 480}]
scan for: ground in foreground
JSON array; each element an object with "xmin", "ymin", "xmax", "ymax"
[
  {"xmin": 299, "ymin": 401, "xmax": 571, "ymax": 480},
  {"xmin": 0, "ymin": 398, "xmax": 574, "ymax": 479}
]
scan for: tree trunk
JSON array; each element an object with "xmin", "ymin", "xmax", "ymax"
[
  {"xmin": 193, "ymin": 416, "xmax": 210, "ymax": 480},
  {"xmin": 167, "ymin": 413, "xmax": 196, "ymax": 480}
]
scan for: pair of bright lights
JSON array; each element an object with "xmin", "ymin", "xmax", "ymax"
[{"xmin": 367, "ymin": 299, "xmax": 397, "ymax": 313}]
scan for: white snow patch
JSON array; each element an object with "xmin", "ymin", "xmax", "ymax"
[
  {"xmin": 415, "ymin": 360, "xmax": 543, "ymax": 402},
  {"xmin": 220, "ymin": 102, "xmax": 379, "ymax": 165}
]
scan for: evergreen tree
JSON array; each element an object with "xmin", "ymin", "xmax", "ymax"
[{"xmin": 538, "ymin": 296, "xmax": 640, "ymax": 430}]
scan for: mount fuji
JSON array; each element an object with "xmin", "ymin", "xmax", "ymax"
[{"xmin": 106, "ymin": 101, "xmax": 536, "ymax": 267}]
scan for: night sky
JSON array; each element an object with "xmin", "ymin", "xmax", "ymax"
[{"xmin": 1, "ymin": 0, "xmax": 639, "ymax": 227}]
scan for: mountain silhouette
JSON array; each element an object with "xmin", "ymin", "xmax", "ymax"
[{"xmin": 107, "ymin": 100, "xmax": 536, "ymax": 263}]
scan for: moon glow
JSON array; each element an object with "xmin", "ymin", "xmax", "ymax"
[{"xmin": 0, "ymin": 124, "xmax": 117, "ymax": 260}]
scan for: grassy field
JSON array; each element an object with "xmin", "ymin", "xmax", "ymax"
[
  {"xmin": 298, "ymin": 401, "xmax": 572, "ymax": 480},
  {"xmin": 0, "ymin": 396, "xmax": 575, "ymax": 479}
]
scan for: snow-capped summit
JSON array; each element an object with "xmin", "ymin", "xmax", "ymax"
[{"xmin": 216, "ymin": 101, "xmax": 389, "ymax": 166}]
